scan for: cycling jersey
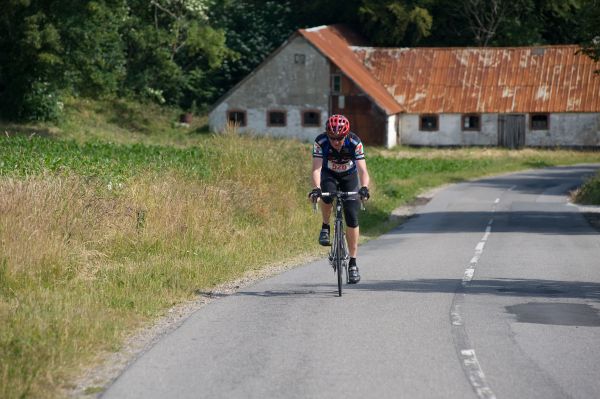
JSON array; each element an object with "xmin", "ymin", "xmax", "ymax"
[{"xmin": 312, "ymin": 132, "xmax": 365, "ymax": 175}]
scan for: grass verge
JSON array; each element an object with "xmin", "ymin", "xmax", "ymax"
[
  {"xmin": 1, "ymin": 106, "xmax": 599, "ymax": 398},
  {"xmin": 573, "ymin": 171, "xmax": 600, "ymax": 205}
]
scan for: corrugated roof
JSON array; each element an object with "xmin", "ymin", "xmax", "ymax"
[
  {"xmin": 353, "ymin": 46, "xmax": 600, "ymax": 113},
  {"xmin": 299, "ymin": 25, "xmax": 403, "ymax": 115}
]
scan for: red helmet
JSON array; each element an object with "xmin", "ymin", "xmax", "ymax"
[{"xmin": 325, "ymin": 114, "xmax": 350, "ymax": 138}]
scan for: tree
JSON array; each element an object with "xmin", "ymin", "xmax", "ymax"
[
  {"xmin": 58, "ymin": 0, "xmax": 128, "ymax": 97},
  {"xmin": 123, "ymin": 0, "xmax": 235, "ymax": 109},
  {"xmin": 453, "ymin": 0, "xmax": 516, "ymax": 46},
  {"xmin": 0, "ymin": 0, "xmax": 128, "ymax": 121},
  {"xmin": 358, "ymin": 0, "xmax": 433, "ymax": 46},
  {"xmin": 577, "ymin": 0, "xmax": 600, "ymax": 72},
  {"xmin": 0, "ymin": 1, "xmax": 65, "ymax": 121},
  {"xmin": 208, "ymin": 0, "xmax": 295, "ymax": 102},
  {"xmin": 426, "ymin": 0, "xmax": 585, "ymax": 47}
]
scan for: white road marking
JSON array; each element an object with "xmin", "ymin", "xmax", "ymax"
[
  {"xmin": 451, "ymin": 196, "xmax": 501, "ymax": 399},
  {"xmin": 463, "ymin": 268, "xmax": 475, "ymax": 283},
  {"xmin": 461, "ymin": 350, "xmax": 497, "ymax": 399}
]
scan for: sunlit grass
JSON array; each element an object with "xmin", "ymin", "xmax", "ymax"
[
  {"xmin": 573, "ymin": 171, "xmax": 600, "ymax": 204},
  {"xmin": 0, "ymin": 99, "xmax": 598, "ymax": 398}
]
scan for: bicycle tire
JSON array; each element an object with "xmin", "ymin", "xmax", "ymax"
[
  {"xmin": 343, "ymin": 234, "xmax": 349, "ymax": 284},
  {"xmin": 335, "ymin": 220, "xmax": 344, "ymax": 297}
]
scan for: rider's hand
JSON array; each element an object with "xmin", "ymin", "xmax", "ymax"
[
  {"xmin": 359, "ymin": 186, "xmax": 370, "ymax": 200},
  {"xmin": 308, "ymin": 187, "xmax": 322, "ymax": 202}
]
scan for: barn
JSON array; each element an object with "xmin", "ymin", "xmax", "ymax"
[{"xmin": 208, "ymin": 25, "xmax": 600, "ymax": 148}]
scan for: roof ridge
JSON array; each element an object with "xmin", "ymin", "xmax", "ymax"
[{"xmin": 352, "ymin": 44, "xmax": 582, "ymax": 51}]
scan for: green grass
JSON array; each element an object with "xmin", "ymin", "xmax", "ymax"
[
  {"xmin": 574, "ymin": 171, "xmax": 600, "ymax": 204},
  {"xmin": 0, "ymin": 98, "xmax": 599, "ymax": 398},
  {"xmin": 0, "ymin": 136, "xmax": 211, "ymax": 182}
]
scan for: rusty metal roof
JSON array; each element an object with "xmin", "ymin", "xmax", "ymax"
[
  {"xmin": 299, "ymin": 25, "xmax": 403, "ymax": 115},
  {"xmin": 353, "ymin": 46, "xmax": 600, "ymax": 113},
  {"xmin": 300, "ymin": 25, "xmax": 600, "ymax": 114}
]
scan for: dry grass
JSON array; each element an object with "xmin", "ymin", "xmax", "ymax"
[{"xmin": 0, "ymin": 135, "xmax": 320, "ymax": 398}]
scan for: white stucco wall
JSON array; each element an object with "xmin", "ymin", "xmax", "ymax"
[
  {"xmin": 209, "ymin": 36, "xmax": 330, "ymax": 142},
  {"xmin": 386, "ymin": 114, "xmax": 398, "ymax": 148},
  {"xmin": 399, "ymin": 114, "xmax": 497, "ymax": 146},
  {"xmin": 399, "ymin": 113, "xmax": 600, "ymax": 147},
  {"xmin": 526, "ymin": 113, "xmax": 600, "ymax": 147}
]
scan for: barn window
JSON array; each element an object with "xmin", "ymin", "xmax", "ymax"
[
  {"xmin": 420, "ymin": 114, "xmax": 439, "ymax": 131},
  {"xmin": 331, "ymin": 74, "xmax": 342, "ymax": 94},
  {"xmin": 267, "ymin": 110, "xmax": 286, "ymax": 127},
  {"xmin": 227, "ymin": 110, "xmax": 246, "ymax": 127},
  {"xmin": 302, "ymin": 110, "xmax": 321, "ymax": 127},
  {"xmin": 462, "ymin": 114, "xmax": 481, "ymax": 131},
  {"xmin": 294, "ymin": 53, "xmax": 306, "ymax": 65},
  {"xmin": 530, "ymin": 114, "xmax": 549, "ymax": 130}
]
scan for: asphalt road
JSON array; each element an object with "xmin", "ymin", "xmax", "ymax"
[{"xmin": 103, "ymin": 165, "xmax": 600, "ymax": 399}]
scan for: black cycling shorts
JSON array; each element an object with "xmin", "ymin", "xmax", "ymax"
[{"xmin": 320, "ymin": 168, "xmax": 360, "ymax": 228}]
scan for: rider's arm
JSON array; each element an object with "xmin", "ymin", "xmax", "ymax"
[
  {"xmin": 311, "ymin": 157, "xmax": 322, "ymax": 189},
  {"xmin": 356, "ymin": 159, "xmax": 370, "ymax": 188}
]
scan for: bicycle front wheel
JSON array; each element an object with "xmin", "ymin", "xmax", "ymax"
[{"xmin": 335, "ymin": 221, "xmax": 344, "ymax": 297}]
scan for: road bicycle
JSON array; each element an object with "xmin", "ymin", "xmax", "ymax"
[{"xmin": 313, "ymin": 191, "xmax": 363, "ymax": 297}]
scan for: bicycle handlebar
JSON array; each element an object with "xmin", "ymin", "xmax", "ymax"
[
  {"xmin": 320, "ymin": 191, "xmax": 359, "ymax": 198},
  {"xmin": 313, "ymin": 191, "xmax": 366, "ymax": 211}
]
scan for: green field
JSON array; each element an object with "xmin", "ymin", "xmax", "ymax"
[{"xmin": 1, "ymin": 100, "xmax": 599, "ymax": 398}]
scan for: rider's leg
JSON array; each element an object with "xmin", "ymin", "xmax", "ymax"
[
  {"xmin": 318, "ymin": 170, "xmax": 337, "ymax": 246},
  {"xmin": 321, "ymin": 201, "xmax": 332, "ymax": 224},
  {"xmin": 346, "ymin": 226, "xmax": 359, "ymax": 258}
]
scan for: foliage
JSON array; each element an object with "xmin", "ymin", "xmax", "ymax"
[
  {"xmin": 0, "ymin": 0, "xmax": 235, "ymax": 121},
  {"xmin": 426, "ymin": 0, "xmax": 584, "ymax": 46},
  {"xmin": 58, "ymin": 0, "xmax": 128, "ymax": 97},
  {"xmin": 574, "ymin": 171, "xmax": 600, "ymax": 204},
  {"xmin": 577, "ymin": 0, "xmax": 600, "ymax": 72},
  {"xmin": 358, "ymin": 0, "xmax": 433, "ymax": 46},
  {"xmin": 208, "ymin": 0, "xmax": 295, "ymax": 101},
  {"xmin": 20, "ymin": 80, "xmax": 65, "ymax": 122},
  {"xmin": 122, "ymin": 0, "xmax": 236, "ymax": 109},
  {"xmin": 0, "ymin": 2, "xmax": 65, "ymax": 121}
]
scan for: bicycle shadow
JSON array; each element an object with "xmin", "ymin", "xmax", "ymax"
[{"xmin": 235, "ymin": 286, "xmax": 346, "ymax": 298}]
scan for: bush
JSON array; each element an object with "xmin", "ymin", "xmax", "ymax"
[
  {"xmin": 20, "ymin": 81, "xmax": 64, "ymax": 122},
  {"xmin": 574, "ymin": 172, "xmax": 600, "ymax": 205}
]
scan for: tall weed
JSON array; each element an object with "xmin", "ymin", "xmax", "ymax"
[{"xmin": 0, "ymin": 135, "xmax": 319, "ymax": 398}]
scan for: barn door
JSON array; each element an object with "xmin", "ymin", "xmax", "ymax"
[
  {"xmin": 331, "ymin": 95, "xmax": 385, "ymax": 146},
  {"xmin": 498, "ymin": 114, "xmax": 526, "ymax": 149}
]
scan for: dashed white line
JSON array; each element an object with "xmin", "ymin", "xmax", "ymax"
[
  {"xmin": 451, "ymin": 196, "xmax": 501, "ymax": 399},
  {"xmin": 463, "ymin": 268, "xmax": 475, "ymax": 283},
  {"xmin": 460, "ymin": 350, "xmax": 497, "ymax": 399}
]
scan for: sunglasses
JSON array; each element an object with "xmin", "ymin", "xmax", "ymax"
[{"xmin": 328, "ymin": 135, "xmax": 345, "ymax": 142}]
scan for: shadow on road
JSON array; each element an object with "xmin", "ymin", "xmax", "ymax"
[
  {"xmin": 382, "ymin": 210, "xmax": 599, "ymax": 236},
  {"xmin": 326, "ymin": 278, "xmax": 600, "ymax": 300},
  {"xmin": 234, "ymin": 278, "xmax": 600, "ymax": 300}
]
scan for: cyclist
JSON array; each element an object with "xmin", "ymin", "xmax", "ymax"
[{"xmin": 308, "ymin": 114, "xmax": 370, "ymax": 284}]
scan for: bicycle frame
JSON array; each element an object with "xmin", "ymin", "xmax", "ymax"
[{"xmin": 321, "ymin": 191, "xmax": 358, "ymax": 297}]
